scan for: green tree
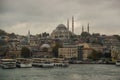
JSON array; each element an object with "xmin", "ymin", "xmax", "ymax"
[
  {"xmin": 0, "ymin": 29, "xmax": 7, "ymax": 36},
  {"xmin": 21, "ymin": 47, "xmax": 31, "ymax": 58},
  {"xmin": 88, "ymin": 49, "xmax": 102, "ymax": 60},
  {"xmin": 7, "ymin": 33, "xmax": 17, "ymax": 38},
  {"xmin": 0, "ymin": 40, "xmax": 7, "ymax": 46},
  {"xmin": 113, "ymin": 35, "xmax": 120, "ymax": 41},
  {"xmin": 52, "ymin": 41, "xmax": 63, "ymax": 58}
]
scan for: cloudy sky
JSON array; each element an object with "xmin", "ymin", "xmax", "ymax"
[{"xmin": 0, "ymin": 0, "xmax": 120, "ymax": 35}]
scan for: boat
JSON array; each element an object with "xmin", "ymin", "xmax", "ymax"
[
  {"xmin": 32, "ymin": 58, "xmax": 44, "ymax": 67},
  {"xmin": 116, "ymin": 60, "xmax": 120, "ymax": 66},
  {"xmin": 61, "ymin": 61, "xmax": 69, "ymax": 67},
  {"xmin": 42, "ymin": 62, "xmax": 54, "ymax": 68},
  {"xmin": 32, "ymin": 58, "xmax": 54, "ymax": 68},
  {"xmin": 0, "ymin": 59, "xmax": 16, "ymax": 69},
  {"xmin": 16, "ymin": 58, "xmax": 32, "ymax": 68},
  {"xmin": 69, "ymin": 60, "xmax": 83, "ymax": 64},
  {"xmin": 53, "ymin": 58, "xmax": 69, "ymax": 67}
]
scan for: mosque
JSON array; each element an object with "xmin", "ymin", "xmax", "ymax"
[
  {"xmin": 51, "ymin": 16, "xmax": 75, "ymax": 40},
  {"xmin": 51, "ymin": 16, "xmax": 90, "ymax": 41},
  {"xmin": 27, "ymin": 16, "xmax": 90, "ymax": 43}
]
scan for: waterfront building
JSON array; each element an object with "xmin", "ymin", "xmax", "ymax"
[
  {"xmin": 78, "ymin": 43, "xmax": 93, "ymax": 60},
  {"xmin": 111, "ymin": 46, "xmax": 120, "ymax": 61},
  {"xmin": 77, "ymin": 43, "xmax": 104, "ymax": 60},
  {"xmin": 58, "ymin": 45, "xmax": 78, "ymax": 59}
]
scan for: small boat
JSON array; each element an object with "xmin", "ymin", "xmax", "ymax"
[
  {"xmin": 116, "ymin": 60, "xmax": 120, "ymax": 66},
  {"xmin": 16, "ymin": 58, "xmax": 32, "ymax": 68},
  {"xmin": 0, "ymin": 59, "xmax": 16, "ymax": 69}
]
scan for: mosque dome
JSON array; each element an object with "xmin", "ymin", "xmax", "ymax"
[
  {"xmin": 56, "ymin": 24, "xmax": 67, "ymax": 30},
  {"xmin": 41, "ymin": 44, "xmax": 50, "ymax": 48},
  {"xmin": 51, "ymin": 24, "xmax": 73, "ymax": 40},
  {"xmin": 81, "ymin": 32, "xmax": 91, "ymax": 37}
]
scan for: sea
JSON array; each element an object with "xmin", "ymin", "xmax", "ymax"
[{"xmin": 0, "ymin": 64, "xmax": 120, "ymax": 80}]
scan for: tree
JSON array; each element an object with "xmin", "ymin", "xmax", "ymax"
[
  {"xmin": 0, "ymin": 29, "xmax": 7, "ymax": 36},
  {"xmin": 113, "ymin": 35, "xmax": 120, "ymax": 41},
  {"xmin": 7, "ymin": 33, "xmax": 17, "ymax": 38},
  {"xmin": 88, "ymin": 49, "xmax": 102, "ymax": 60},
  {"xmin": 0, "ymin": 46, "xmax": 9, "ymax": 58},
  {"xmin": 52, "ymin": 40, "xmax": 63, "ymax": 58},
  {"xmin": 0, "ymin": 39, "xmax": 7, "ymax": 46},
  {"xmin": 21, "ymin": 47, "xmax": 31, "ymax": 58}
]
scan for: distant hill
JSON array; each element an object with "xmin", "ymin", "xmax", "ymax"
[
  {"xmin": 0, "ymin": 29, "xmax": 17, "ymax": 38},
  {"xmin": 0, "ymin": 29, "xmax": 7, "ymax": 36}
]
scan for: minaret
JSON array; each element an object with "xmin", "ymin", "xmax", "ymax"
[
  {"xmin": 82, "ymin": 25, "xmax": 84, "ymax": 33},
  {"xmin": 67, "ymin": 19, "xmax": 69, "ymax": 30},
  {"xmin": 67, "ymin": 19, "xmax": 70, "ymax": 39},
  {"xmin": 72, "ymin": 16, "xmax": 74, "ymax": 34},
  {"xmin": 87, "ymin": 23, "xmax": 89, "ymax": 33},
  {"xmin": 28, "ymin": 30, "xmax": 30, "ymax": 44}
]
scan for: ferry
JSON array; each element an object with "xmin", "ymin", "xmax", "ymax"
[
  {"xmin": 61, "ymin": 60, "xmax": 69, "ymax": 67},
  {"xmin": 116, "ymin": 60, "xmax": 120, "ymax": 66},
  {"xmin": 42, "ymin": 62, "xmax": 54, "ymax": 68},
  {"xmin": 32, "ymin": 58, "xmax": 54, "ymax": 68},
  {"xmin": 0, "ymin": 59, "xmax": 16, "ymax": 69},
  {"xmin": 42, "ymin": 59, "xmax": 54, "ymax": 68},
  {"xmin": 53, "ymin": 58, "xmax": 69, "ymax": 67},
  {"xmin": 32, "ymin": 58, "xmax": 44, "ymax": 67},
  {"xmin": 16, "ymin": 58, "xmax": 32, "ymax": 68}
]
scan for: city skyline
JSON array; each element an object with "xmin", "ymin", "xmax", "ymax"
[{"xmin": 0, "ymin": 0, "xmax": 120, "ymax": 35}]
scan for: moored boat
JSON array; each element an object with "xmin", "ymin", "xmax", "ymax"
[
  {"xmin": 42, "ymin": 62, "xmax": 54, "ymax": 68},
  {"xmin": 53, "ymin": 58, "xmax": 69, "ymax": 67},
  {"xmin": 32, "ymin": 58, "xmax": 44, "ymax": 67},
  {"xmin": 32, "ymin": 58, "xmax": 54, "ymax": 68},
  {"xmin": 116, "ymin": 60, "xmax": 120, "ymax": 66},
  {"xmin": 0, "ymin": 59, "xmax": 16, "ymax": 69},
  {"xmin": 16, "ymin": 58, "xmax": 32, "ymax": 68}
]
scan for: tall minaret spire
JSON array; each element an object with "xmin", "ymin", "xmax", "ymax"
[
  {"xmin": 28, "ymin": 29, "xmax": 30, "ymax": 44},
  {"xmin": 82, "ymin": 25, "xmax": 84, "ymax": 33},
  {"xmin": 67, "ymin": 19, "xmax": 69, "ymax": 30},
  {"xmin": 72, "ymin": 16, "xmax": 74, "ymax": 34},
  {"xmin": 87, "ymin": 23, "xmax": 89, "ymax": 33}
]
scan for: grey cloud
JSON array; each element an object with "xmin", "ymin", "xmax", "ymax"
[{"xmin": 0, "ymin": 0, "xmax": 120, "ymax": 35}]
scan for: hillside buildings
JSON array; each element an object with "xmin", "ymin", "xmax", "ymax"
[{"xmin": 0, "ymin": 17, "xmax": 120, "ymax": 62}]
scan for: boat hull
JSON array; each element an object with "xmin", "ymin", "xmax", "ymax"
[
  {"xmin": 32, "ymin": 63, "xmax": 43, "ymax": 67},
  {"xmin": 1, "ymin": 64, "xmax": 16, "ymax": 69},
  {"xmin": 54, "ymin": 63, "xmax": 69, "ymax": 67},
  {"xmin": 32, "ymin": 63, "xmax": 54, "ymax": 68},
  {"xmin": 116, "ymin": 62, "xmax": 120, "ymax": 66},
  {"xmin": 16, "ymin": 63, "xmax": 32, "ymax": 68},
  {"xmin": 42, "ymin": 63, "xmax": 54, "ymax": 68}
]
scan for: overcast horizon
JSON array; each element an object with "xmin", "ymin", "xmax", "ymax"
[{"xmin": 0, "ymin": 0, "xmax": 120, "ymax": 36}]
